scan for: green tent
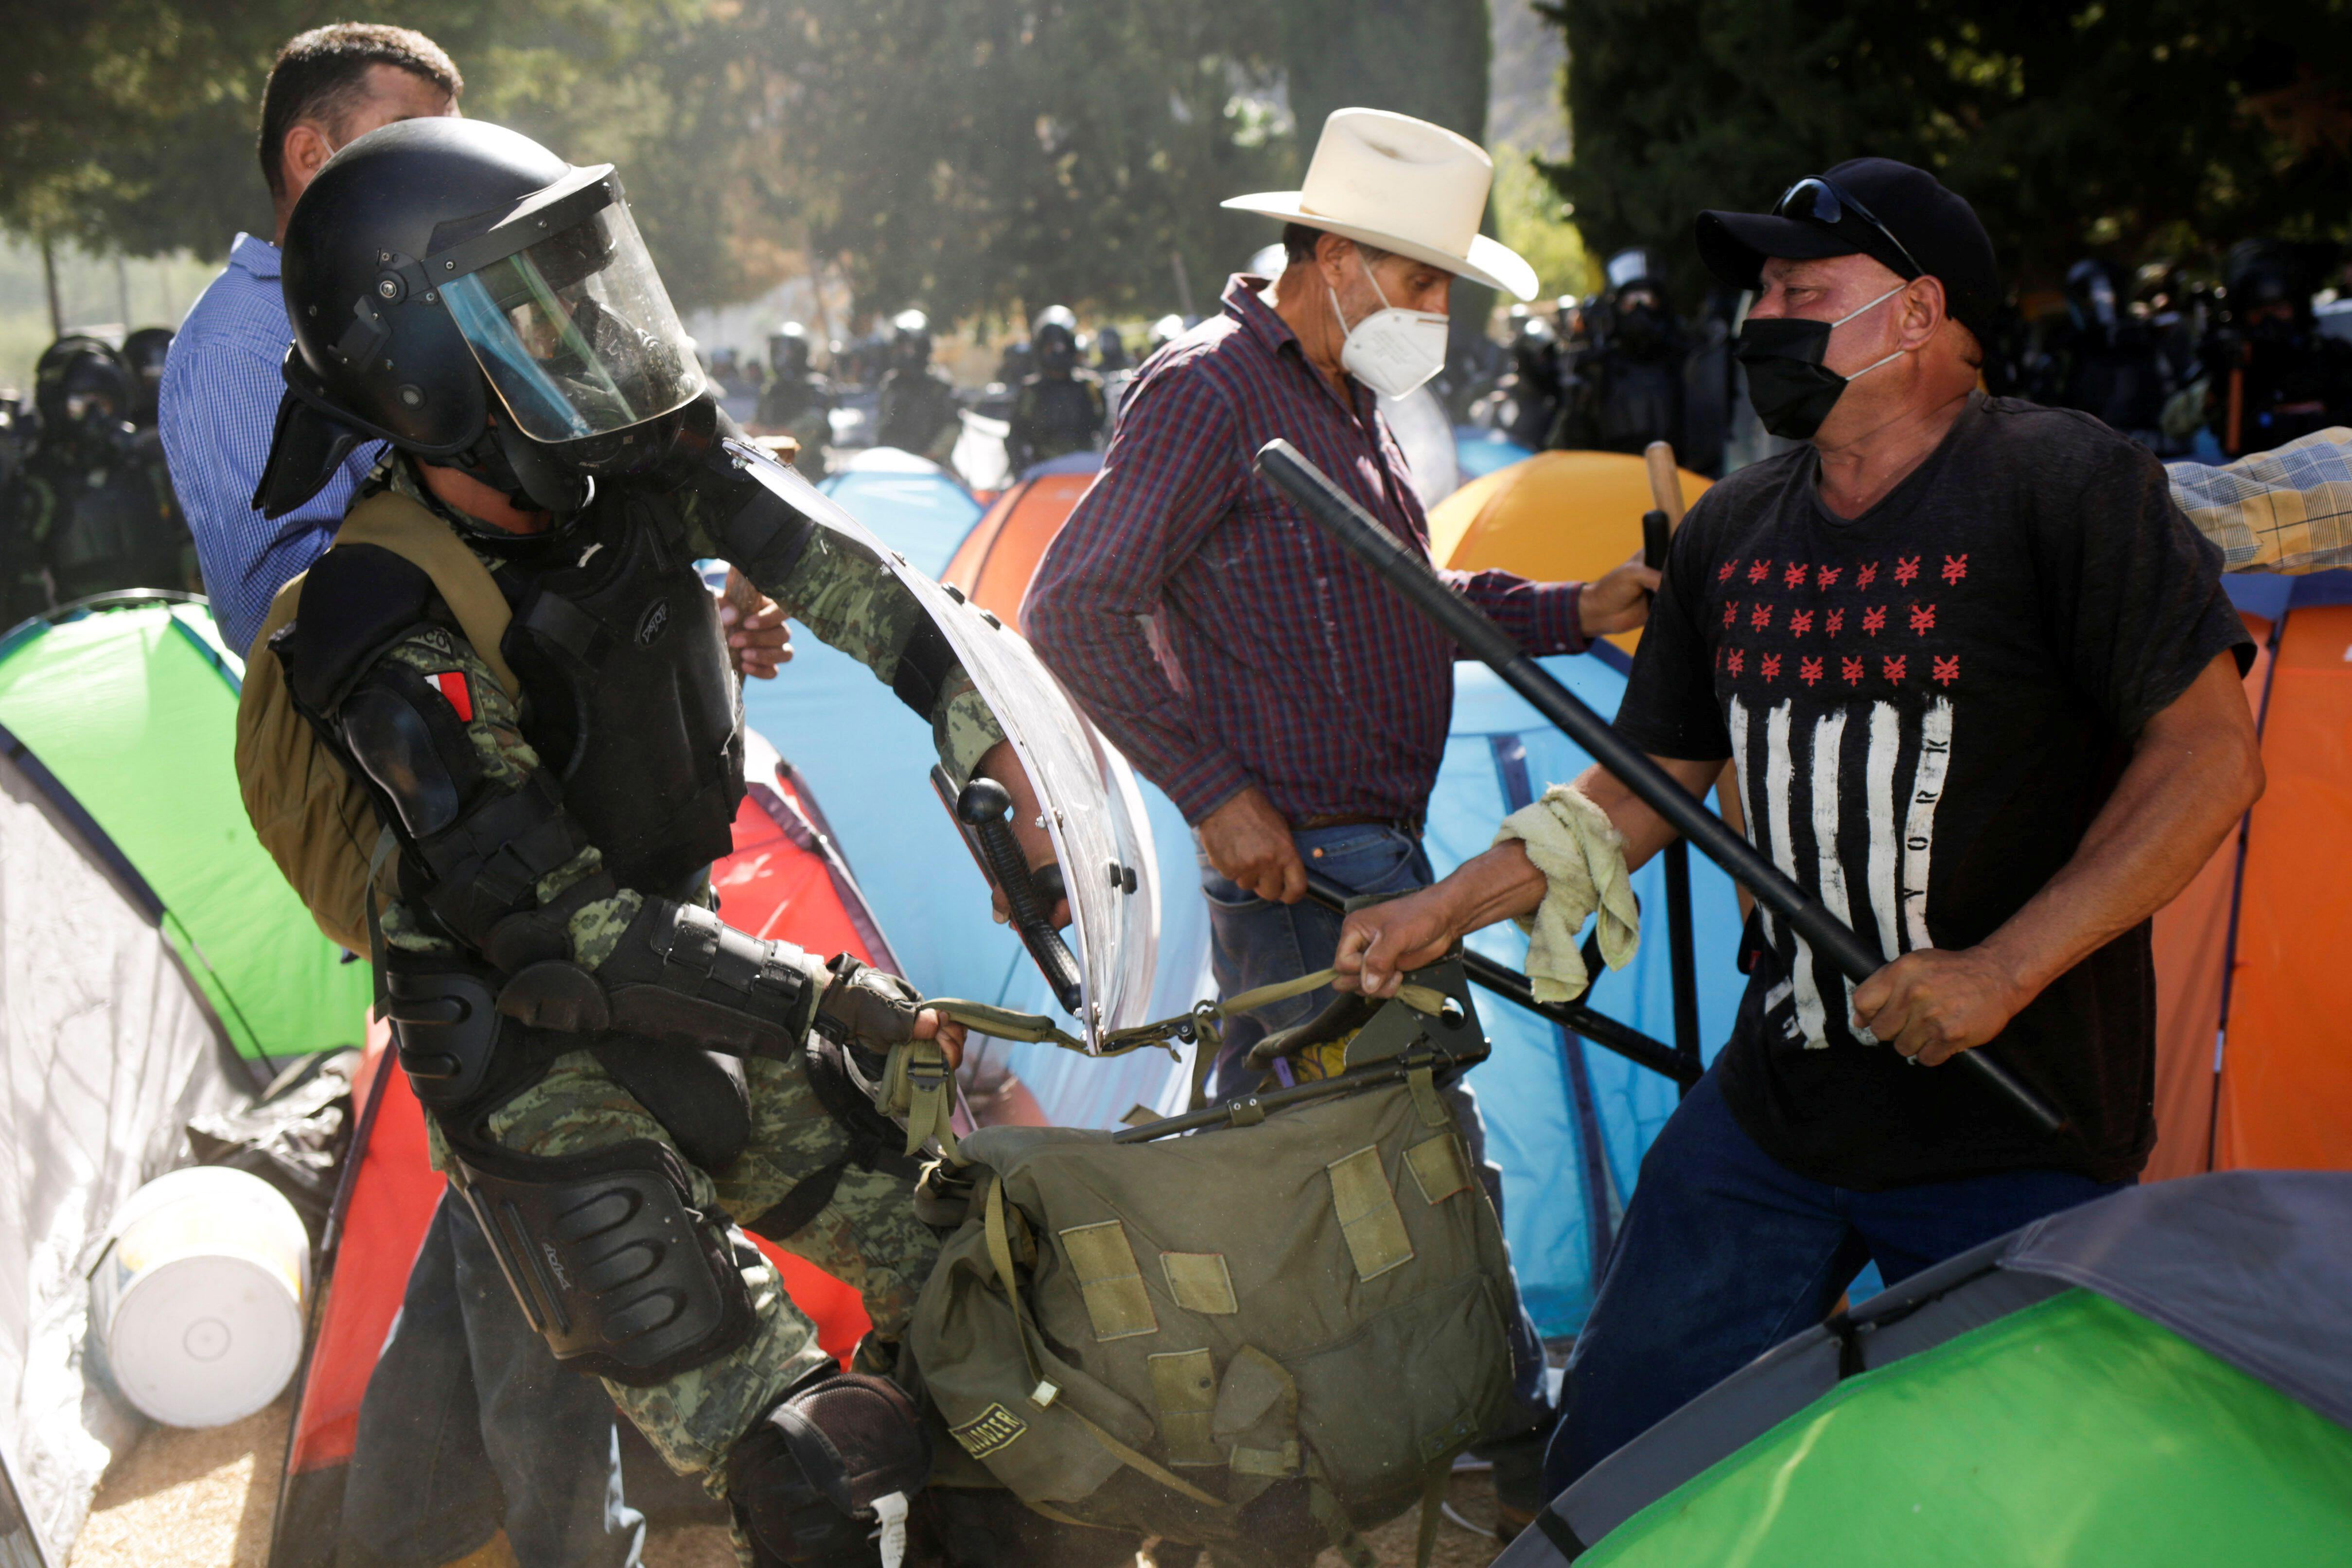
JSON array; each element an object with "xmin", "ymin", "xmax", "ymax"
[
  {"xmin": 1505, "ymin": 1172, "xmax": 2352, "ymax": 1567},
  {"xmin": 0, "ymin": 594, "xmax": 369, "ymax": 1070}
]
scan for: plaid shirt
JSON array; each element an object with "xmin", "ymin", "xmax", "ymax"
[
  {"xmin": 2168, "ymin": 426, "xmax": 2352, "ymax": 575},
  {"xmin": 1025, "ymin": 274, "xmax": 1587, "ymax": 826}
]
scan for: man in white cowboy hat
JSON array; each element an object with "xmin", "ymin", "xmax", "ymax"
[{"xmin": 1025, "ymin": 106, "xmax": 1660, "ymax": 1532}]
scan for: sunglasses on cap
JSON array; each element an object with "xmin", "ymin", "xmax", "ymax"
[{"xmin": 1774, "ymin": 176, "xmax": 1924, "ymax": 281}]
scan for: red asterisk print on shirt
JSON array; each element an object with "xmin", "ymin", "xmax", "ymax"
[
  {"xmin": 1862, "ymin": 605, "xmax": 1887, "ymax": 636},
  {"xmin": 1748, "ymin": 560, "xmax": 1773, "ymax": 584},
  {"xmin": 1815, "ymin": 565, "xmax": 1842, "ymax": 590},
  {"xmin": 1784, "ymin": 562, "xmax": 1809, "ymax": 588},
  {"xmin": 1895, "ymin": 555, "xmax": 1922, "ymax": 586},
  {"xmin": 1761, "ymin": 652, "xmax": 1782, "ymax": 682},
  {"xmin": 1789, "ymin": 609, "xmax": 1815, "ymax": 637},
  {"xmin": 1722, "ymin": 600, "xmax": 1739, "ymax": 628},
  {"xmin": 1909, "ymin": 603, "xmax": 1937, "ymax": 635},
  {"xmin": 1857, "ymin": 562, "xmax": 1879, "ymax": 589},
  {"xmin": 1719, "ymin": 560, "xmax": 1738, "ymax": 583},
  {"xmin": 1726, "ymin": 648, "xmax": 1746, "ymax": 676},
  {"xmin": 1933, "ymin": 654, "xmax": 1960, "ymax": 686},
  {"xmin": 1800, "ymin": 655, "xmax": 1824, "ymax": 686},
  {"xmin": 1883, "ymin": 654, "xmax": 1907, "ymax": 683},
  {"xmin": 1942, "ymin": 553, "xmax": 1968, "ymax": 584},
  {"xmin": 1826, "ymin": 608, "xmax": 1846, "ymax": 635},
  {"xmin": 1841, "ymin": 655, "xmax": 1866, "ymax": 685},
  {"xmin": 1751, "ymin": 603, "xmax": 1773, "ymax": 631}
]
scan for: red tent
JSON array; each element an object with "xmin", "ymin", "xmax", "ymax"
[{"xmin": 271, "ymin": 750, "xmax": 891, "ymax": 1564}]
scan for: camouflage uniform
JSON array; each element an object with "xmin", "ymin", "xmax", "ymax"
[{"xmin": 344, "ymin": 455, "xmax": 998, "ymax": 1494}]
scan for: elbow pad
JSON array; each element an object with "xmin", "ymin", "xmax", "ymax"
[{"xmin": 681, "ymin": 438, "xmax": 825, "ymax": 586}]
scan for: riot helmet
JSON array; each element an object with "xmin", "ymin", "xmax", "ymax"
[
  {"xmin": 121, "ymin": 326, "xmax": 175, "ymax": 426},
  {"xmin": 33, "ymin": 336, "xmax": 134, "ymax": 448},
  {"xmin": 769, "ymin": 321, "xmax": 812, "ymax": 378},
  {"xmin": 259, "ymin": 116, "xmax": 705, "ymax": 519},
  {"xmin": 1033, "ymin": 305, "xmax": 1079, "ymax": 374},
  {"xmin": 1095, "ymin": 324, "xmax": 1128, "ymax": 371},
  {"xmin": 1148, "ymin": 314, "xmax": 1185, "ymax": 353},
  {"xmin": 2065, "ymin": 259, "xmax": 2125, "ymax": 335},
  {"xmin": 889, "ymin": 309, "xmax": 933, "ymax": 371}
]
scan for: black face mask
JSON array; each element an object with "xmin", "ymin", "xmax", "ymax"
[{"xmin": 1735, "ymin": 284, "xmax": 1904, "ymax": 441}]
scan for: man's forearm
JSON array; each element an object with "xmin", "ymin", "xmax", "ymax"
[
  {"xmin": 1974, "ymin": 655, "xmax": 2261, "ymax": 1001},
  {"xmin": 1569, "ymin": 755, "xmax": 1728, "ymax": 872}
]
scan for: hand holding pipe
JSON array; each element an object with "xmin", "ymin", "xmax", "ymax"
[
  {"xmin": 957, "ymin": 777, "xmax": 1085, "ymax": 1016},
  {"xmin": 1253, "ymin": 438, "xmax": 2064, "ymax": 1134}
]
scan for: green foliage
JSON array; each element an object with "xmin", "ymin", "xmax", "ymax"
[
  {"xmin": 2, "ymin": 0, "xmax": 1501, "ymax": 322},
  {"xmin": 1537, "ymin": 0, "xmax": 2352, "ymax": 301}
]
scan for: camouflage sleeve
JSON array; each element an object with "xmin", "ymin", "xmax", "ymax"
[
  {"xmin": 362, "ymin": 626, "xmax": 645, "ymax": 966},
  {"xmin": 755, "ymin": 525, "xmax": 1007, "ymax": 785}
]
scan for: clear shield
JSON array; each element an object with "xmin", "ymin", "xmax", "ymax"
[
  {"xmin": 441, "ymin": 200, "xmax": 705, "ymax": 443},
  {"xmin": 731, "ymin": 447, "xmax": 1160, "ymax": 1043}
]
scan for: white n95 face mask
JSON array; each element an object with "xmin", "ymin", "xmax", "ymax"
[{"xmin": 1330, "ymin": 249, "xmax": 1449, "ymax": 399}]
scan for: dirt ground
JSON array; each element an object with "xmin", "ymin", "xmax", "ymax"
[{"xmin": 67, "ymin": 1406, "xmax": 1505, "ymax": 1568}]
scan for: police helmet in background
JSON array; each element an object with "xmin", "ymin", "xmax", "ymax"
[
  {"xmin": 1148, "ymin": 313, "xmax": 1185, "ymax": 353},
  {"xmin": 258, "ymin": 116, "xmax": 707, "ymax": 520},
  {"xmin": 2224, "ymin": 240, "xmax": 2318, "ymax": 333},
  {"xmin": 1032, "ymin": 304, "xmax": 1079, "ymax": 374},
  {"xmin": 34, "ymin": 336, "xmax": 135, "ymax": 445},
  {"xmin": 889, "ymin": 308, "xmax": 933, "ymax": 370},
  {"xmin": 121, "ymin": 326, "xmax": 175, "ymax": 427},
  {"xmin": 1095, "ymin": 324, "xmax": 1129, "ymax": 372},
  {"xmin": 769, "ymin": 321, "xmax": 812, "ymax": 378},
  {"xmin": 2064, "ymin": 259, "xmax": 2127, "ymax": 335}
]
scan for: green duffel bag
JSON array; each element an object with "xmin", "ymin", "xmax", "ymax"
[{"xmin": 904, "ymin": 964, "xmax": 1516, "ymax": 1565}]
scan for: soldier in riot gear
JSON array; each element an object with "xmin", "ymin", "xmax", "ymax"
[
  {"xmin": 753, "ymin": 321, "xmax": 835, "ymax": 479},
  {"xmin": 245, "ymin": 117, "xmax": 1063, "ymax": 1565},
  {"xmin": 1557, "ymin": 248, "xmax": 1687, "ymax": 455},
  {"xmin": 0, "ymin": 335, "xmax": 196, "ymax": 625},
  {"xmin": 1004, "ymin": 305, "xmax": 1105, "ymax": 475},
  {"xmin": 2201, "ymin": 240, "xmax": 2352, "ymax": 457},
  {"xmin": 872, "ymin": 308, "xmax": 960, "ymax": 463},
  {"xmin": 122, "ymin": 325, "xmax": 176, "ymax": 429},
  {"xmin": 2038, "ymin": 259, "xmax": 2175, "ymax": 451}
]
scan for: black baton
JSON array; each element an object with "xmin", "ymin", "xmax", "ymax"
[{"xmin": 1254, "ymin": 438, "xmax": 2063, "ymax": 1135}]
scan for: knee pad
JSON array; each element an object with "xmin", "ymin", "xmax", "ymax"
[
  {"xmin": 451, "ymin": 1137, "xmax": 755, "ymax": 1384},
  {"xmin": 729, "ymin": 1372, "xmax": 930, "ymax": 1567}
]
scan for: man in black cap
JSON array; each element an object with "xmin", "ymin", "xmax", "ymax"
[{"xmin": 1329, "ymin": 158, "xmax": 2266, "ymax": 1498}]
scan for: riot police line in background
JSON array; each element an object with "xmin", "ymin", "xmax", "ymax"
[{"xmin": 0, "ymin": 329, "xmax": 201, "ymax": 628}]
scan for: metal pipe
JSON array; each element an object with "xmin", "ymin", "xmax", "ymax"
[{"xmin": 1255, "ymin": 438, "xmax": 2063, "ymax": 1135}]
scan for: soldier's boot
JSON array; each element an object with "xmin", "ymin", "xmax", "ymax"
[{"xmin": 729, "ymin": 1370, "xmax": 930, "ymax": 1568}]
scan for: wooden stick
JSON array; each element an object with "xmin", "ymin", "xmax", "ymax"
[{"xmin": 1643, "ymin": 440, "xmax": 1686, "ymax": 530}]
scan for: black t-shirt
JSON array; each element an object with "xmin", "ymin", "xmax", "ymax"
[{"xmin": 1616, "ymin": 394, "xmax": 2252, "ymax": 1187}]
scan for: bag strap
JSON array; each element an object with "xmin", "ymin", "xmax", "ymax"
[{"xmin": 334, "ymin": 489, "xmax": 522, "ymax": 699}]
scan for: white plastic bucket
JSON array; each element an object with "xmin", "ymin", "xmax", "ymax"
[{"xmin": 90, "ymin": 1166, "xmax": 311, "ymax": 1428}]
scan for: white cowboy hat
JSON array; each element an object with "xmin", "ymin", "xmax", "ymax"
[{"xmin": 1224, "ymin": 108, "xmax": 1539, "ymax": 301}]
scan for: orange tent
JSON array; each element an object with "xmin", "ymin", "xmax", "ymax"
[
  {"xmin": 1426, "ymin": 450, "xmax": 1711, "ymax": 653},
  {"xmin": 942, "ymin": 471, "xmax": 1098, "ymax": 631},
  {"xmin": 2149, "ymin": 582, "xmax": 2352, "ymax": 1177}
]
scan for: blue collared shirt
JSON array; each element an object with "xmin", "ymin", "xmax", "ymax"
[{"xmin": 159, "ymin": 232, "xmax": 383, "ymax": 656}]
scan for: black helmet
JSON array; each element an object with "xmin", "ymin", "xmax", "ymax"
[
  {"xmin": 889, "ymin": 308, "xmax": 932, "ymax": 370},
  {"xmin": 34, "ymin": 335, "xmax": 133, "ymax": 441},
  {"xmin": 259, "ymin": 117, "xmax": 706, "ymax": 519},
  {"xmin": 1033, "ymin": 305, "xmax": 1078, "ymax": 373},
  {"xmin": 2065, "ymin": 259, "xmax": 2125, "ymax": 332},
  {"xmin": 121, "ymin": 326, "xmax": 174, "ymax": 426},
  {"xmin": 769, "ymin": 321, "xmax": 811, "ymax": 376}
]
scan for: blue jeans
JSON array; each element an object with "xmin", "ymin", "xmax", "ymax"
[
  {"xmin": 1544, "ymin": 1069, "xmax": 2129, "ymax": 1498},
  {"xmin": 1200, "ymin": 824, "xmax": 1555, "ymax": 1467},
  {"xmin": 339, "ymin": 1195, "xmax": 645, "ymax": 1568}
]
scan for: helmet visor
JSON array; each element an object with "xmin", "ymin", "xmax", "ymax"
[{"xmin": 441, "ymin": 200, "xmax": 704, "ymax": 443}]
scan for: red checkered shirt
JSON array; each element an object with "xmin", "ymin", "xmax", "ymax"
[{"xmin": 1025, "ymin": 274, "xmax": 1589, "ymax": 826}]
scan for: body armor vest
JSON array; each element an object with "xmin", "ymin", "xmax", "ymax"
[{"xmin": 497, "ymin": 485, "xmax": 745, "ymax": 901}]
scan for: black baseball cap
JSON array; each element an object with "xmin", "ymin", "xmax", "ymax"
[{"xmin": 1696, "ymin": 158, "xmax": 2000, "ymax": 340}]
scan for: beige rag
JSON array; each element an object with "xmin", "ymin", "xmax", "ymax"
[{"xmin": 1493, "ymin": 784, "xmax": 1639, "ymax": 1002}]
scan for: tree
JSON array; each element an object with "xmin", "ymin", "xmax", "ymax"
[{"xmin": 1536, "ymin": 0, "xmax": 2352, "ymax": 303}]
